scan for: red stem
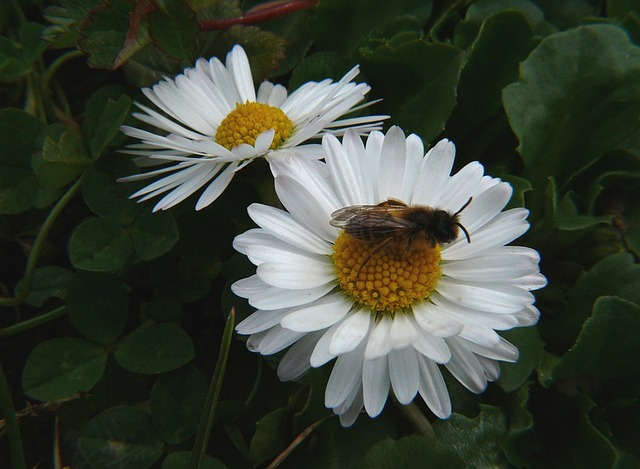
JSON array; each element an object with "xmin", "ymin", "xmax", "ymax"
[{"xmin": 199, "ymin": 0, "xmax": 319, "ymax": 30}]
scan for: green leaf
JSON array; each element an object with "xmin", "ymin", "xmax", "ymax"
[
  {"xmin": 354, "ymin": 435, "xmax": 465, "ymax": 469},
  {"xmin": 22, "ymin": 338, "xmax": 107, "ymax": 401},
  {"xmin": 162, "ymin": 452, "xmax": 226, "ymax": 469},
  {"xmin": 66, "ymin": 272, "xmax": 129, "ymax": 344},
  {"xmin": 553, "ymin": 296, "xmax": 640, "ymax": 382},
  {"xmin": 453, "ymin": 0, "xmax": 553, "ymax": 49},
  {"xmin": 0, "ymin": 108, "xmax": 46, "ymax": 168},
  {"xmin": 433, "ymin": 405, "xmax": 509, "ymax": 467},
  {"xmin": 289, "ymin": 51, "xmax": 358, "ymax": 91},
  {"xmin": 77, "ymin": 406, "xmax": 164, "ymax": 469},
  {"xmin": 313, "ymin": 0, "xmax": 433, "ymax": 57},
  {"xmin": 148, "ymin": 0, "xmax": 199, "ymax": 62},
  {"xmin": 78, "ymin": 0, "xmax": 150, "ymax": 69},
  {"xmin": 69, "ymin": 217, "xmax": 132, "ymax": 271},
  {"xmin": 20, "ymin": 22, "xmax": 48, "ymax": 63},
  {"xmin": 497, "ymin": 327, "xmax": 544, "ymax": 393},
  {"xmin": 122, "ymin": 44, "xmax": 184, "ymax": 87},
  {"xmin": 115, "ymin": 323, "xmax": 195, "ymax": 374},
  {"xmin": 0, "ymin": 37, "xmax": 30, "ymax": 81},
  {"xmin": 534, "ymin": 0, "xmax": 595, "ymax": 29},
  {"xmin": 150, "ymin": 364, "xmax": 207, "ymax": 444},
  {"xmin": 42, "ymin": 0, "xmax": 103, "ymax": 49},
  {"xmin": 0, "ymin": 108, "xmax": 45, "ymax": 213},
  {"xmin": 203, "ymin": 25, "xmax": 286, "ymax": 82},
  {"xmin": 557, "ymin": 192, "xmax": 612, "ymax": 231},
  {"xmin": 0, "ymin": 167, "xmax": 38, "ymax": 214},
  {"xmin": 362, "ymin": 39, "xmax": 463, "ymax": 142},
  {"xmin": 82, "ymin": 157, "xmax": 143, "ymax": 225},
  {"xmin": 131, "ymin": 209, "xmax": 179, "ymax": 261},
  {"xmin": 83, "ymin": 86, "xmax": 132, "ymax": 158},
  {"xmin": 503, "ymin": 25, "xmax": 640, "ymax": 212},
  {"xmin": 448, "ymin": 11, "xmax": 536, "ymax": 136},
  {"xmin": 33, "ymin": 125, "xmax": 89, "ymax": 188},
  {"xmin": 16, "ymin": 265, "xmax": 74, "ymax": 307},
  {"xmin": 544, "ymin": 253, "xmax": 640, "ymax": 346},
  {"xmin": 249, "ymin": 408, "xmax": 287, "ymax": 465}
]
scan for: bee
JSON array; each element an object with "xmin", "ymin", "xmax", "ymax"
[{"xmin": 330, "ymin": 197, "xmax": 472, "ymax": 255}]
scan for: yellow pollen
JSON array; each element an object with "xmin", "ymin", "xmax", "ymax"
[
  {"xmin": 332, "ymin": 233, "xmax": 442, "ymax": 316},
  {"xmin": 215, "ymin": 101, "xmax": 294, "ymax": 150}
]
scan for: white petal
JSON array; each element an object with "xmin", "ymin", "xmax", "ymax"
[
  {"xmin": 412, "ymin": 301, "xmax": 463, "ymax": 337},
  {"xmin": 442, "ymin": 208, "xmax": 530, "ymax": 260},
  {"xmin": 364, "ymin": 316, "xmax": 393, "ymax": 360},
  {"xmin": 411, "ymin": 324, "xmax": 451, "ymax": 364},
  {"xmin": 441, "ymin": 251, "xmax": 540, "ymax": 282},
  {"xmin": 337, "ymin": 389, "xmax": 364, "ymax": 427},
  {"xmin": 310, "ymin": 322, "xmax": 341, "ymax": 367},
  {"xmin": 444, "ymin": 338, "xmax": 488, "ymax": 393},
  {"xmin": 255, "ymin": 325, "xmax": 305, "ymax": 355},
  {"xmin": 277, "ymin": 332, "xmax": 322, "ymax": 381},
  {"xmin": 460, "ymin": 336, "xmax": 519, "ymax": 362},
  {"xmin": 236, "ymin": 308, "xmax": 291, "ymax": 335},
  {"xmin": 195, "ymin": 162, "xmax": 238, "ymax": 210},
  {"xmin": 329, "ymin": 310, "xmax": 371, "ymax": 355},
  {"xmin": 280, "ymin": 294, "xmax": 352, "ymax": 332},
  {"xmin": 417, "ymin": 356, "xmax": 451, "ymax": 419},
  {"xmin": 362, "ymin": 356, "xmax": 390, "ymax": 417},
  {"xmin": 388, "ymin": 348, "xmax": 420, "ymax": 405},
  {"xmin": 388, "ymin": 313, "xmax": 419, "ymax": 350},
  {"xmin": 248, "ymin": 283, "xmax": 335, "ymax": 310},
  {"xmin": 457, "ymin": 181, "xmax": 512, "ymax": 233},
  {"xmin": 247, "ymin": 203, "xmax": 331, "ymax": 255},
  {"xmin": 230, "ymin": 274, "xmax": 263, "ymax": 296},
  {"xmin": 275, "ymin": 175, "xmax": 337, "ymax": 241},
  {"xmin": 257, "ymin": 261, "xmax": 335, "ymax": 289},
  {"xmin": 436, "ymin": 278, "xmax": 534, "ymax": 314},
  {"xmin": 378, "ymin": 126, "xmax": 407, "ymax": 202},
  {"xmin": 411, "ymin": 139, "xmax": 455, "ymax": 206},
  {"xmin": 325, "ymin": 348, "xmax": 365, "ymax": 408},
  {"xmin": 227, "ymin": 45, "xmax": 256, "ymax": 102}
]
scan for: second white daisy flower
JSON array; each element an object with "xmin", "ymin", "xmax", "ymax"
[
  {"xmin": 232, "ymin": 126, "xmax": 546, "ymax": 426},
  {"xmin": 118, "ymin": 45, "xmax": 387, "ymax": 211}
]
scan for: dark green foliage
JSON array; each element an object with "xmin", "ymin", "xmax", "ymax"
[{"xmin": 1, "ymin": 1, "xmax": 640, "ymax": 468}]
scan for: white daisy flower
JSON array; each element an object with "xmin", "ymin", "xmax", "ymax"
[
  {"xmin": 232, "ymin": 126, "xmax": 546, "ymax": 427},
  {"xmin": 118, "ymin": 44, "xmax": 387, "ymax": 211}
]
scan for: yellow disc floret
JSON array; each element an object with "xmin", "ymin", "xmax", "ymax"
[
  {"xmin": 215, "ymin": 101, "xmax": 294, "ymax": 150},
  {"xmin": 332, "ymin": 233, "xmax": 442, "ymax": 316}
]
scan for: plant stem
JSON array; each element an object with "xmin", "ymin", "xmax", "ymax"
[
  {"xmin": 396, "ymin": 400, "xmax": 435, "ymax": 438},
  {"xmin": 200, "ymin": 0, "xmax": 318, "ymax": 30},
  {"xmin": 0, "ymin": 173, "xmax": 86, "ymax": 307},
  {"xmin": 0, "ymin": 306, "xmax": 66, "ymax": 337},
  {"xmin": 191, "ymin": 308, "xmax": 235, "ymax": 468},
  {"xmin": 0, "ymin": 361, "xmax": 26, "ymax": 469},
  {"xmin": 41, "ymin": 50, "xmax": 84, "ymax": 122}
]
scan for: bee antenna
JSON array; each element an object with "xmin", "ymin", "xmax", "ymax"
[
  {"xmin": 453, "ymin": 197, "xmax": 473, "ymax": 217},
  {"xmin": 455, "ymin": 222, "xmax": 471, "ymax": 244}
]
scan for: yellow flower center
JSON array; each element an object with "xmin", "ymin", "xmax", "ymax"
[
  {"xmin": 215, "ymin": 101, "xmax": 294, "ymax": 150},
  {"xmin": 332, "ymin": 232, "xmax": 442, "ymax": 316}
]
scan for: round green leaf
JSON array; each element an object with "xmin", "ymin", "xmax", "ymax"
[
  {"xmin": 0, "ymin": 167, "xmax": 38, "ymax": 214},
  {"xmin": 362, "ymin": 39, "xmax": 463, "ymax": 142},
  {"xmin": 69, "ymin": 217, "xmax": 132, "ymax": 271},
  {"xmin": 497, "ymin": 327, "xmax": 544, "ymax": 393},
  {"xmin": 82, "ymin": 157, "xmax": 142, "ymax": 224},
  {"xmin": 162, "ymin": 452, "xmax": 227, "ymax": 469},
  {"xmin": 250, "ymin": 408, "xmax": 287, "ymax": 465},
  {"xmin": 66, "ymin": 272, "xmax": 129, "ymax": 344},
  {"xmin": 503, "ymin": 25, "xmax": 640, "ymax": 211},
  {"xmin": 355, "ymin": 435, "xmax": 465, "ymax": 469},
  {"xmin": 22, "ymin": 338, "xmax": 107, "ymax": 401},
  {"xmin": 150, "ymin": 364, "xmax": 207, "ymax": 444},
  {"xmin": 131, "ymin": 209, "xmax": 179, "ymax": 261},
  {"xmin": 115, "ymin": 323, "xmax": 195, "ymax": 374},
  {"xmin": 16, "ymin": 265, "xmax": 74, "ymax": 307},
  {"xmin": 77, "ymin": 406, "xmax": 164, "ymax": 469}
]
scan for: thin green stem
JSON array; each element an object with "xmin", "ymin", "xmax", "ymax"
[
  {"xmin": 41, "ymin": 50, "xmax": 84, "ymax": 121},
  {"xmin": 396, "ymin": 400, "xmax": 435, "ymax": 438},
  {"xmin": 244, "ymin": 357, "xmax": 263, "ymax": 407},
  {"xmin": 0, "ymin": 360, "xmax": 26, "ymax": 469},
  {"xmin": 0, "ymin": 173, "xmax": 86, "ymax": 307},
  {"xmin": 191, "ymin": 309, "xmax": 236, "ymax": 469},
  {"xmin": 0, "ymin": 306, "xmax": 66, "ymax": 337}
]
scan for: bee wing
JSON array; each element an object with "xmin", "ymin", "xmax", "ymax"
[{"xmin": 330, "ymin": 204, "xmax": 416, "ymax": 238}]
